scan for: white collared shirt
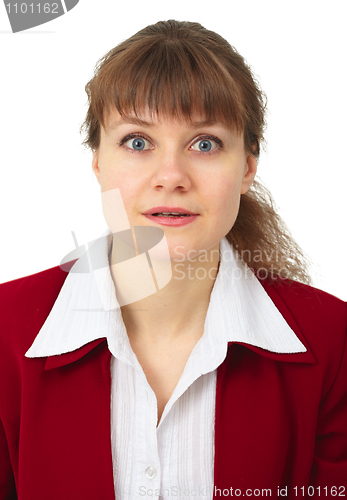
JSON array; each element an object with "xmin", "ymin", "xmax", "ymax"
[{"xmin": 26, "ymin": 234, "xmax": 306, "ymax": 499}]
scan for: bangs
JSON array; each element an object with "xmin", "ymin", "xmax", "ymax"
[{"xmin": 91, "ymin": 39, "xmax": 246, "ymax": 132}]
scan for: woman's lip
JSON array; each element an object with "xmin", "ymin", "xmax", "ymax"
[
  {"xmin": 143, "ymin": 214, "xmax": 199, "ymax": 226},
  {"xmin": 142, "ymin": 207, "xmax": 198, "ymax": 216}
]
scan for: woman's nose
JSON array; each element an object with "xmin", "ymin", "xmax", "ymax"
[{"xmin": 149, "ymin": 149, "xmax": 192, "ymax": 192}]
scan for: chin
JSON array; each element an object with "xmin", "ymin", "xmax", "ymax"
[{"xmin": 164, "ymin": 236, "xmax": 218, "ymax": 263}]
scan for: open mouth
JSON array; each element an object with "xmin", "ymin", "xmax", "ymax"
[{"xmin": 143, "ymin": 212, "xmax": 199, "ymax": 225}]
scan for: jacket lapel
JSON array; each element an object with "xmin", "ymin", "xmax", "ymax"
[
  {"xmin": 44, "ymin": 338, "xmax": 107, "ymax": 370},
  {"xmin": 214, "ymin": 279, "xmax": 316, "ymax": 495},
  {"xmin": 33, "ymin": 340, "xmax": 116, "ymax": 499}
]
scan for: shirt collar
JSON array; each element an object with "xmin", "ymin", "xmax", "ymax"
[{"xmin": 25, "ymin": 233, "xmax": 307, "ymax": 361}]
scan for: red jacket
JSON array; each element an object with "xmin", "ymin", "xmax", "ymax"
[{"xmin": 0, "ymin": 265, "xmax": 346, "ymax": 499}]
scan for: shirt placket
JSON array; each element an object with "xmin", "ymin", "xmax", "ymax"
[{"xmin": 134, "ymin": 371, "xmax": 162, "ymax": 499}]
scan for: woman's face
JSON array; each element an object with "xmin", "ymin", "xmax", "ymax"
[{"xmin": 92, "ymin": 107, "xmax": 257, "ymax": 260}]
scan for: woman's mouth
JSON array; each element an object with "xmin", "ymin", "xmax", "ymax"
[{"xmin": 143, "ymin": 213, "xmax": 199, "ymax": 226}]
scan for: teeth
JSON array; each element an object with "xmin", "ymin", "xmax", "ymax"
[{"xmin": 153, "ymin": 212, "xmax": 190, "ymax": 216}]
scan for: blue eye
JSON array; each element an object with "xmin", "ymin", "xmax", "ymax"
[
  {"xmin": 198, "ymin": 140, "xmax": 212, "ymax": 152},
  {"xmin": 132, "ymin": 138, "xmax": 145, "ymax": 150},
  {"xmin": 122, "ymin": 135, "xmax": 152, "ymax": 151},
  {"xmin": 191, "ymin": 137, "xmax": 220, "ymax": 153}
]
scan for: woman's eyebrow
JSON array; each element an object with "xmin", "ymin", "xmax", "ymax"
[
  {"xmin": 108, "ymin": 117, "xmax": 152, "ymax": 129},
  {"xmin": 107, "ymin": 116, "xmax": 218, "ymax": 130}
]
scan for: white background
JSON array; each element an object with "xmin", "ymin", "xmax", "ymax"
[{"xmin": 0, "ymin": 0, "xmax": 346, "ymax": 299}]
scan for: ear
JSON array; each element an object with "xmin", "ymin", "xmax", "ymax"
[
  {"xmin": 92, "ymin": 150, "xmax": 101, "ymax": 185},
  {"xmin": 241, "ymin": 154, "xmax": 257, "ymax": 194}
]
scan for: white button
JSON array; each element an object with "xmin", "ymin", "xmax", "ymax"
[{"xmin": 145, "ymin": 466, "xmax": 157, "ymax": 479}]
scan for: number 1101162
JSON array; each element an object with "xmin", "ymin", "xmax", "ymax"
[{"xmin": 5, "ymin": 3, "xmax": 59, "ymax": 14}]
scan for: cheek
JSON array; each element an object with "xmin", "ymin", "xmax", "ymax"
[
  {"xmin": 101, "ymin": 172, "xmax": 145, "ymax": 220},
  {"xmin": 209, "ymin": 175, "xmax": 241, "ymax": 211},
  {"xmin": 208, "ymin": 176, "xmax": 243, "ymax": 232},
  {"xmin": 98, "ymin": 155, "xmax": 133, "ymax": 192},
  {"xmin": 100, "ymin": 177, "xmax": 141, "ymax": 233}
]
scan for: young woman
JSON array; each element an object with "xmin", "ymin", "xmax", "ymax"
[{"xmin": 0, "ymin": 19, "xmax": 346, "ymax": 500}]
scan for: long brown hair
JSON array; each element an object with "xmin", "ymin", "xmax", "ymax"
[{"xmin": 81, "ymin": 19, "xmax": 311, "ymax": 284}]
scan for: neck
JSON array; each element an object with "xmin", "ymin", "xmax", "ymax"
[{"xmin": 109, "ymin": 238, "xmax": 220, "ymax": 343}]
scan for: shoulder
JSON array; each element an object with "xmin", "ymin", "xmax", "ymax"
[
  {"xmin": 260, "ymin": 277, "xmax": 347, "ymax": 380},
  {"xmin": 261, "ymin": 277, "xmax": 346, "ymax": 332},
  {"xmin": 0, "ymin": 265, "xmax": 68, "ymax": 356},
  {"xmin": 0, "ymin": 264, "xmax": 68, "ymax": 318}
]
